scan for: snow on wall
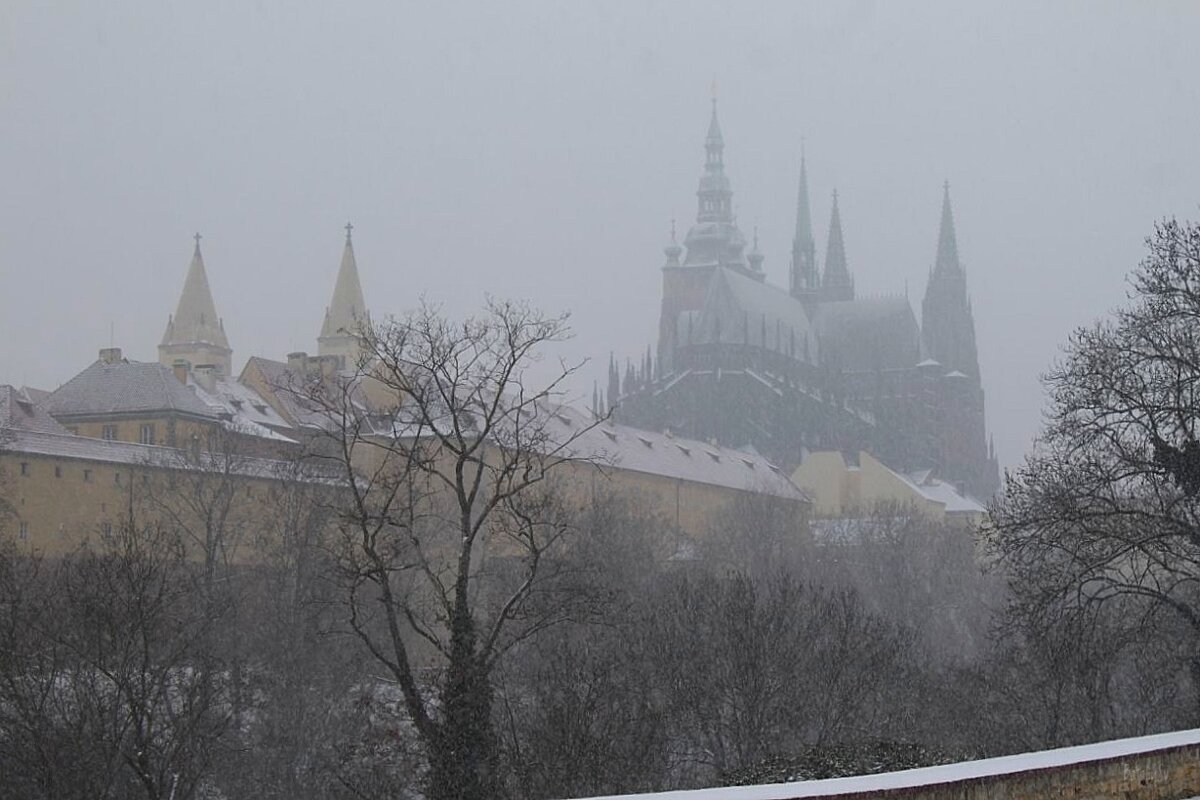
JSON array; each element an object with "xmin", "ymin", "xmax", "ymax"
[{"xmin": 570, "ymin": 728, "xmax": 1200, "ymax": 800}]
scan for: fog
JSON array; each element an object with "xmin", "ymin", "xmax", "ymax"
[{"xmin": 3, "ymin": 1, "xmax": 1199, "ymax": 469}]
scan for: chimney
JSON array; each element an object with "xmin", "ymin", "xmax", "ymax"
[
  {"xmin": 193, "ymin": 364, "xmax": 218, "ymax": 393},
  {"xmin": 287, "ymin": 351, "xmax": 309, "ymax": 375},
  {"xmin": 172, "ymin": 360, "xmax": 189, "ymax": 384},
  {"xmin": 318, "ymin": 354, "xmax": 339, "ymax": 379},
  {"xmin": 99, "ymin": 347, "xmax": 122, "ymax": 365}
]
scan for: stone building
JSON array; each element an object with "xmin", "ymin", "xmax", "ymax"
[{"xmin": 612, "ymin": 101, "xmax": 1000, "ymax": 500}]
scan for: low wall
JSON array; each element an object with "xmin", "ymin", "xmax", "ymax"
[{"xmin": 574, "ymin": 729, "xmax": 1200, "ymax": 800}]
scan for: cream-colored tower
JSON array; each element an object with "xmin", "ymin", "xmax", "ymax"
[
  {"xmin": 317, "ymin": 223, "xmax": 369, "ymax": 369},
  {"xmin": 159, "ymin": 234, "xmax": 233, "ymax": 376}
]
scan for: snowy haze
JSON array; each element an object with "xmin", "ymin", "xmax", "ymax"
[{"xmin": 2, "ymin": 1, "xmax": 1199, "ymax": 471}]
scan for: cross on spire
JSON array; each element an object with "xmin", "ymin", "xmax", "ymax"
[
  {"xmin": 193, "ymin": 232, "xmax": 202, "ymax": 247},
  {"xmin": 344, "ymin": 221, "xmax": 354, "ymax": 242}
]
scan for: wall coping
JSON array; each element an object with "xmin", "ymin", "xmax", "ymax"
[{"xmin": 571, "ymin": 728, "xmax": 1200, "ymax": 800}]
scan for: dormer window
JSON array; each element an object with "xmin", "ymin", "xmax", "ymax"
[{"xmin": 602, "ymin": 430, "xmax": 618, "ymax": 443}]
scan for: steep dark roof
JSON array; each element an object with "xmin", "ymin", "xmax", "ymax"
[
  {"xmin": 0, "ymin": 385, "xmax": 72, "ymax": 435},
  {"xmin": 813, "ymin": 296, "xmax": 922, "ymax": 372},
  {"xmin": 683, "ymin": 267, "xmax": 819, "ymax": 361},
  {"xmin": 44, "ymin": 359, "xmax": 217, "ymax": 419}
]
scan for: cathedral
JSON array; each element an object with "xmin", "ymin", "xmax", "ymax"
[{"xmin": 611, "ymin": 101, "xmax": 1000, "ymax": 500}]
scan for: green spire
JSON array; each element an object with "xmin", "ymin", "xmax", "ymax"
[
  {"xmin": 821, "ymin": 190, "xmax": 853, "ymax": 301},
  {"xmin": 790, "ymin": 143, "xmax": 819, "ymax": 298},
  {"xmin": 934, "ymin": 181, "xmax": 962, "ymax": 275}
]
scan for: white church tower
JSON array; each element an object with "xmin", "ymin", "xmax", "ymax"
[
  {"xmin": 317, "ymin": 222, "xmax": 370, "ymax": 369},
  {"xmin": 159, "ymin": 233, "xmax": 233, "ymax": 376}
]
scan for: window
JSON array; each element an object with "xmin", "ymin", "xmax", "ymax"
[
  {"xmin": 83, "ymin": 469, "xmax": 92, "ymax": 482},
  {"xmin": 102, "ymin": 424, "xmax": 117, "ymax": 440},
  {"xmin": 114, "ymin": 471, "xmax": 122, "ymax": 486},
  {"xmin": 54, "ymin": 465, "xmax": 62, "ymax": 478},
  {"xmin": 19, "ymin": 462, "xmax": 29, "ymax": 476},
  {"xmin": 101, "ymin": 522, "xmax": 113, "ymax": 541},
  {"xmin": 139, "ymin": 424, "xmax": 155, "ymax": 445},
  {"xmin": 18, "ymin": 522, "xmax": 28, "ymax": 541}
]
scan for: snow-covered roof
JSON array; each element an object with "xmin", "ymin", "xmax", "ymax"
[
  {"xmin": 548, "ymin": 405, "xmax": 808, "ymax": 502},
  {"xmin": 188, "ymin": 375, "xmax": 298, "ymax": 443},
  {"xmin": 900, "ymin": 471, "xmax": 986, "ymax": 515},
  {"xmin": 571, "ymin": 727, "xmax": 1200, "ymax": 799},
  {"xmin": 0, "ymin": 385, "xmax": 72, "ymax": 435},
  {"xmin": 45, "ymin": 359, "xmax": 217, "ymax": 419},
  {"xmin": 1, "ymin": 428, "xmax": 340, "ymax": 483}
]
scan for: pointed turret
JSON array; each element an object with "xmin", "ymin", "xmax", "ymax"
[
  {"xmin": 663, "ymin": 219, "xmax": 683, "ymax": 266},
  {"xmin": 789, "ymin": 145, "xmax": 820, "ymax": 302},
  {"xmin": 318, "ymin": 222, "xmax": 370, "ymax": 369},
  {"xmin": 747, "ymin": 227, "xmax": 765, "ymax": 275},
  {"xmin": 159, "ymin": 233, "xmax": 233, "ymax": 376},
  {"xmin": 607, "ymin": 353, "xmax": 620, "ymax": 412},
  {"xmin": 820, "ymin": 191, "xmax": 854, "ymax": 302}
]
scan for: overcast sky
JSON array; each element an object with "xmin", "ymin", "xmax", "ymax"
[{"xmin": 2, "ymin": 1, "xmax": 1198, "ymax": 470}]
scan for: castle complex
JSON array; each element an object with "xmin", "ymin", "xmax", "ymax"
[
  {"xmin": 1, "ymin": 98, "xmax": 999, "ymax": 556},
  {"xmin": 612, "ymin": 101, "xmax": 1000, "ymax": 499},
  {"xmin": 1, "ymin": 219, "xmax": 809, "ymax": 554}
]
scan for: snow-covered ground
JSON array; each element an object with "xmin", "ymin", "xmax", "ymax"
[{"xmin": 571, "ymin": 728, "xmax": 1200, "ymax": 800}]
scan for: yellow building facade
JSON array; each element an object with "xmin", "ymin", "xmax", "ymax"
[{"xmin": 791, "ymin": 449, "xmax": 986, "ymax": 526}]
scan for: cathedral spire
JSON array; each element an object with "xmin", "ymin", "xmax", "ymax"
[
  {"xmin": 821, "ymin": 191, "xmax": 854, "ymax": 301},
  {"xmin": 934, "ymin": 181, "xmax": 962, "ymax": 275},
  {"xmin": 318, "ymin": 222, "xmax": 370, "ymax": 367},
  {"xmin": 159, "ymin": 232, "xmax": 232, "ymax": 375},
  {"xmin": 922, "ymin": 183, "xmax": 979, "ymax": 378},
  {"xmin": 790, "ymin": 143, "xmax": 819, "ymax": 300},
  {"xmin": 678, "ymin": 92, "xmax": 750, "ymax": 274},
  {"xmin": 697, "ymin": 95, "xmax": 731, "ymax": 225},
  {"xmin": 706, "ymin": 95, "xmax": 723, "ymax": 149}
]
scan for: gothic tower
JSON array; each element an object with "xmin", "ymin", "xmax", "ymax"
[
  {"xmin": 318, "ymin": 222, "xmax": 370, "ymax": 369},
  {"xmin": 159, "ymin": 233, "xmax": 233, "ymax": 376},
  {"xmin": 921, "ymin": 183, "xmax": 979, "ymax": 377},
  {"xmin": 656, "ymin": 97, "xmax": 754, "ymax": 373},
  {"xmin": 789, "ymin": 147, "xmax": 820, "ymax": 304},
  {"xmin": 920, "ymin": 183, "xmax": 997, "ymax": 497},
  {"xmin": 820, "ymin": 190, "xmax": 854, "ymax": 302}
]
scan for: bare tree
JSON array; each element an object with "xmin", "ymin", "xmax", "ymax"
[
  {"xmin": 815, "ymin": 502, "xmax": 995, "ymax": 661},
  {"xmin": 309, "ymin": 299, "xmax": 602, "ymax": 800},
  {"xmin": 644, "ymin": 571, "xmax": 915, "ymax": 783},
  {"xmin": 0, "ymin": 521, "xmax": 234, "ymax": 800},
  {"xmin": 989, "ymin": 218, "xmax": 1200, "ymax": 718}
]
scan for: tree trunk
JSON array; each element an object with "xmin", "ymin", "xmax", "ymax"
[{"xmin": 427, "ymin": 613, "xmax": 500, "ymax": 800}]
